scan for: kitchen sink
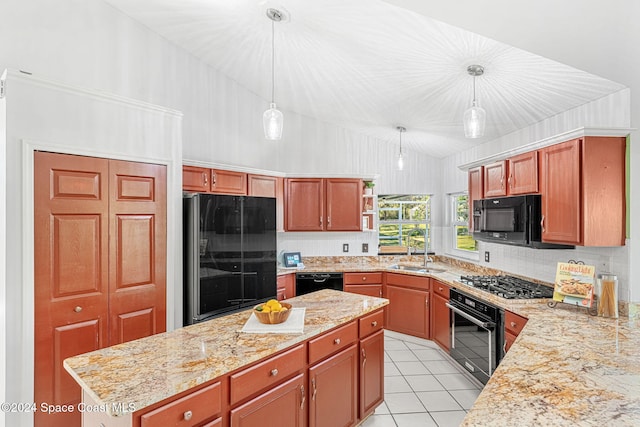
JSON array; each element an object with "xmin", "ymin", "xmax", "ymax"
[{"xmin": 387, "ymin": 264, "xmax": 446, "ymax": 274}]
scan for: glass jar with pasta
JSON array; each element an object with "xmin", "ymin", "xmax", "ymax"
[{"xmin": 596, "ymin": 273, "xmax": 618, "ymax": 318}]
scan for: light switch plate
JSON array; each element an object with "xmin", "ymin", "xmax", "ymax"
[
  {"xmin": 485, "ymin": 251, "xmax": 490, "ymax": 262},
  {"xmin": 362, "ymin": 243, "xmax": 368, "ymax": 253},
  {"xmin": 343, "ymin": 243, "xmax": 349, "ymax": 253}
]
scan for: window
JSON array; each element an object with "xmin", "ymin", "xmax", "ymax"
[
  {"xmin": 378, "ymin": 195, "xmax": 431, "ymax": 253},
  {"xmin": 451, "ymin": 193, "xmax": 477, "ymax": 252}
]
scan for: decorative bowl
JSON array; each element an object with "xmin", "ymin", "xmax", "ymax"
[{"xmin": 253, "ymin": 302, "xmax": 292, "ymax": 324}]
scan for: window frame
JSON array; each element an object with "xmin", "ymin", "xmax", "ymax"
[
  {"xmin": 448, "ymin": 192, "xmax": 479, "ymax": 260},
  {"xmin": 377, "ymin": 195, "xmax": 432, "ymax": 254}
]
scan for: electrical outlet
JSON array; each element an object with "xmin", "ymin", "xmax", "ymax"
[
  {"xmin": 485, "ymin": 251, "xmax": 490, "ymax": 262},
  {"xmin": 362, "ymin": 243, "xmax": 369, "ymax": 253},
  {"xmin": 343, "ymin": 243, "xmax": 349, "ymax": 253}
]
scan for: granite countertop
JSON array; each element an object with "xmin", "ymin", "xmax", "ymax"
[
  {"xmin": 281, "ymin": 256, "xmax": 640, "ymax": 426},
  {"xmin": 63, "ymin": 289, "xmax": 388, "ymax": 417}
]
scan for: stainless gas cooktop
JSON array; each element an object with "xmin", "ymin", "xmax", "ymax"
[{"xmin": 458, "ymin": 275, "xmax": 554, "ymax": 300}]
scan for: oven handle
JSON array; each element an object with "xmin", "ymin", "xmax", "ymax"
[{"xmin": 446, "ymin": 303, "xmax": 496, "ymax": 329}]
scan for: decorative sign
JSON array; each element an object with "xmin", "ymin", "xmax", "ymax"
[
  {"xmin": 283, "ymin": 252, "xmax": 302, "ymax": 268},
  {"xmin": 552, "ymin": 262, "xmax": 595, "ymax": 308}
]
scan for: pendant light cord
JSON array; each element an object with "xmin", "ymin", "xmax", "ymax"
[
  {"xmin": 472, "ymin": 75, "xmax": 476, "ymax": 107},
  {"xmin": 399, "ymin": 129, "xmax": 402, "ymax": 154},
  {"xmin": 270, "ymin": 18, "xmax": 275, "ymax": 104}
]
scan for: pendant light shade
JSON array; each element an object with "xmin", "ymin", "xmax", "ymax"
[
  {"xmin": 464, "ymin": 65, "xmax": 485, "ymax": 139},
  {"xmin": 264, "ymin": 9, "xmax": 284, "ymax": 140},
  {"xmin": 396, "ymin": 126, "xmax": 406, "ymax": 171}
]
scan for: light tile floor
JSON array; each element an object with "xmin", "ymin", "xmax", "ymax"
[{"xmin": 360, "ymin": 330, "xmax": 483, "ymax": 427}]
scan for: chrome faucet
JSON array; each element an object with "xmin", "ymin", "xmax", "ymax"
[{"xmin": 406, "ymin": 227, "xmax": 424, "ymax": 256}]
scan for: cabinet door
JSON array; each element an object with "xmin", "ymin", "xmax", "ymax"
[
  {"xmin": 431, "ymin": 292, "xmax": 450, "ymax": 352},
  {"xmin": 540, "ymin": 139, "xmax": 582, "ymax": 244},
  {"xmin": 309, "ymin": 344, "xmax": 358, "ymax": 427},
  {"xmin": 483, "ymin": 161, "xmax": 507, "ymax": 197},
  {"xmin": 230, "ymin": 373, "xmax": 307, "ymax": 427},
  {"xmin": 108, "ymin": 159, "xmax": 167, "ymax": 345},
  {"xmin": 359, "ymin": 329, "xmax": 384, "ymax": 420},
  {"xmin": 211, "ymin": 169, "xmax": 247, "ymax": 195},
  {"xmin": 325, "ymin": 178, "xmax": 362, "ymax": 231},
  {"xmin": 248, "ymin": 174, "xmax": 277, "ymax": 197},
  {"xmin": 182, "ymin": 165, "xmax": 210, "ymax": 192},
  {"xmin": 344, "ymin": 284, "xmax": 382, "ymax": 298},
  {"xmin": 504, "ymin": 331, "xmax": 517, "ymax": 354},
  {"xmin": 285, "ymin": 178, "xmax": 324, "ymax": 231},
  {"xmin": 385, "ymin": 285, "xmax": 429, "ymax": 339},
  {"xmin": 507, "ymin": 151, "xmax": 538, "ymax": 194},
  {"xmin": 468, "ymin": 166, "xmax": 483, "ymax": 232}
]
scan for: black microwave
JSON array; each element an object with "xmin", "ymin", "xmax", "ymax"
[{"xmin": 472, "ymin": 195, "xmax": 573, "ymax": 249}]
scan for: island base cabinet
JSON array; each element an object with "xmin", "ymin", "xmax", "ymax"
[
  {"xmin": 230, "ymin": 373, "xmax": 307, "ymax": 427},
  {"xmin": 359, "ymin": 329, "xmax": 384, "ymax": 419},
  {"xmin": 309, "ymin": 344, "xmax": 358, "ymax": 427}
]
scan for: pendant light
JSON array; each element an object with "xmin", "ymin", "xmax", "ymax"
[
  {"xmin": 263, "ymin": 8, "xmax": 284, "ymax": 140},
  {"xmin": 396, "ymin": 126, "xmax": 406, "ymax": 171},
  {"xmin": 463, "ymin": 64, "xmax": 486, "ymax": 139}
]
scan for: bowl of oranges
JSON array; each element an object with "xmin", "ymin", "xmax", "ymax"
[{"xmin": 253, "ymin": 299, "xmax": 292, "ymax": 324}]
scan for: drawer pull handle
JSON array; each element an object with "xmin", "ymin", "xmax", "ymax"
[
  {"xmin": 362, "ymin": 277, "xmax": 367, "ymax": 281},
  {"xmin": 334, "ymin": 338, "xmax": 341, "ymax": 345},
  {"xmin": 183, "ymin": 410, "xmax": 193, "ymax": 421},
  {"xmin": 300, "ymin": 385, "xmax": 306, "ymax": 409},
  {"xmin": 371, "ymin": 321, "xmax": 378, "ymax": 327},
  {"xmin": 203, "ymin": 172, "xmax": 208, "ymax": 186},
  {"xmin": 74, "ymin": 306, "xmax": 83, "ymax": 313},
  {"xmin": 270, "ymin": 368, "xmax": 279, "ymax": 376},
  {"xmin": 439, "ymin": 287, "xmax": 444, "ymax": 292},
  {"xmin": 362, "ymin": 348, "xmax": 367, "ymax": 369},
  {"xmin": 511, "ymin": 322, "xmax": 517, "ymax": 328}
]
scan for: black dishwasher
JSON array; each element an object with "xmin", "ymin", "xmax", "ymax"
[{"xmin": 295, "ymin": 272, "xmax": 343, "ymax": 295}]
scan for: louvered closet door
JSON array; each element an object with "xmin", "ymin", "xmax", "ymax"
[
  {"xmin": 108, "ymin": 159, "xmax": 166, "ymax": 345},
  {"xmin": 34, "ymin": 151, "xmax": 110, "ymax": 427}
]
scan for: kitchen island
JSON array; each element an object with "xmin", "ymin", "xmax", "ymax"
[{"xmin": 64, "ymin": 289, "xmax": 388, "ymax": 427}]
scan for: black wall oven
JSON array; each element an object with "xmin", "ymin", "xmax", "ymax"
[{"xmin": 446, "ymin": 288, "xmax": 504, "ymax": 385}]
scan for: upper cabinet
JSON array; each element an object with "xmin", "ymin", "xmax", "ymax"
[
  {"xmin": 210, "ymin": 169, "xmax": 247, "ymax": 195},
  {"xmin": 540, "ymin": 137, "xmax": 626, "ymax": 246},
  {"xmin": 484, "ymin": 151, "xmax": 538, "ymax": 198},
  {"xmin": 182, "ymin": 165, "xmax": 211, "ymax": 192},
  {"xmin": 285, "ymin": 178, "xmax": 363, "ymax": 232}
]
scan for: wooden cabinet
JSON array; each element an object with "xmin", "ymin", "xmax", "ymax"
[
  {"xmin": 359, "ymin": 329, "xmax": 384, "ymax": 420},
  {"xmin": 343, "ymin": 272, "xmax": 383, "ymax": 298},
  {"xmin": 540, "ymin": 137, "xmax": 626, "ymax": 246},
  {"xmin": 309, "ymin": 344, "xmax": 359, "ymax": 427},
  {"xmin": 483, "ymin": 152, "xmax": 539, "ymax": 198},
  {"xmin": 277, "ymin": 273, "xmax": 296, "ymax": 301},
  {"xmin": 285, "ymin": 178, "xmax": 362, "ymax": 232},
  {"xmin": 249, "ymin": 175, "xmax": 284, "ymax": 231},
  {"xmin": 182, "ymin": 165, "xmax": 210, "ymax": 192},
  {"xmin": 504, "ymin": 311, "xmax": 528, "ymax": 354},
  {"xmin": 507, "ymin": 151, "xmax": 538, "ymax": 194},
  {"xmin": 430, "ymin": 280, "xmax": 450, "ymax": 352},
  {"xmin": 384, "ymin": 273, "xmax": 430, "ymax": 339},
  {"xmin": 230, "ymin": 373, "xmax": 307, "ymax": 427},
  {"xmin": 140, "ymin": 382, "xmax": 222, "ymax": 427},
  {"xmin": 211, "ymin": 169, "xmax": 247, "ymax": 195},
  {"xmin": 468, "ymin": 166, "xmax": 483, "ymax": 232},
  {"xmin": 483, "ymin": 160, "xmax": 507, "ymax": 197}
]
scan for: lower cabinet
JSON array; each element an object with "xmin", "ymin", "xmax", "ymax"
[
  {"xmin": 385, "ymin": 273, "xmax": 430, "ymax": 339},
  {"xmin": 430, "ymin": 280, "xmax": 450, "ymax": 352},
  {"xmin": 344, "ymin": 272, "xmax": 383, "ymax": 298},
  {"xmin": 277, "ymin": 273, "xmax": 296, "ymax": 301},
  {"xmin": 504, "ymin": 311, "xmax": 528, "ymax": 354},
  {"xmin": 140, "ymin": 382, "xmax": 222, "ymax": 427},
  {"xmin": 309, "ymin": 345, "xmax": 359, "ymax": 427},
  {"xmin": 359, "ymin": 329, "xmax": 384, "ymax": 419},
  {"xmin": 230, "ymin": 373, "xmax": 307, "ymax": 427}
]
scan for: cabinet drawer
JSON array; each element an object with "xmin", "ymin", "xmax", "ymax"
[
  {"xmin": 140, "ymin": 382, "xmax": 221, "ymax": 427},
  {"xmin": 308, "ymin": 321, "xmax": 358, "ymax": 365},
  {"xmin": 359, "ymin": 309, "xmax": 384, "ymax": 338},
  {"xmin": 230, "ymin": 344, "xmax": 305, "ymax": 405},
  {"xmin": 432, "ymin": 280, "xmax": 450, "ymax": 299},
  {"xmin": 505, "ymin": 311, "xmax": 527, "ymax": 336},
  {"xmin": 344, "ymin": 272, "xmax": 383, "ymax": 285},
  {"xmin": 385, "ymin": 272, "xmax": 430, "ymax": 290}
]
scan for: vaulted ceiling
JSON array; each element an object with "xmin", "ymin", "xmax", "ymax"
[{"xmin": 103, "ymin": 0, "xmax": 626, "ymax": 158}]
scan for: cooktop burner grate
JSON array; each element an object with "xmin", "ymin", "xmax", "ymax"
[{"xmin": 458, "ymin": 275, "xmax": 554, "ymax": 299}]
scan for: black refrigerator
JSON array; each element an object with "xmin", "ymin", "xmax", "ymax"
[{"xmin": 183, "ymin": 193, "xmax": 277, "ymax": 325}]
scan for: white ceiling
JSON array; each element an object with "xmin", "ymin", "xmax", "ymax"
[{"xmin": 103, "ymin": 0, "xmax": 626, "ymax": 158}]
